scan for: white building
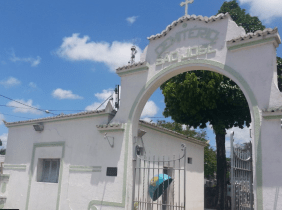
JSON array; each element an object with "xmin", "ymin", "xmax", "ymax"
[
  {"xmin": 2, "ymin": 102, "xmax": 206, "ymax": 210},
  {"xmin": 2, "ymin": 3, "xmax": 282, "ymax": 208}
]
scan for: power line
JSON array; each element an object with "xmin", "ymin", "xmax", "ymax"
[
  {"xmin": 0, "ymin": 112, "xmax": 33, "ymax": 120},
  {"xmin": 48, "ymin": 109, "xmax": 86, "ymax": 112},
  {"xmin": 95, "ymin": 94, "xmax": 113, "ymax": 111},
  {"xmin": 0, "ymin": 104, "xmax": 37, "ymax": 110},
  {"xmin": 0, "ymin": 105, "xmax": 85, "ymax": 112},
  {"xmin": 0, "ymin": 94, "xmax": 56, "ymax": 115}
]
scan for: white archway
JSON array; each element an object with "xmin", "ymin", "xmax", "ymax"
[
  {"xmin": 112, "ymin": 13, "xmax": 281, "ymax": 210},
  {"xmin": 127, "ymin": 60, "xmax": 261, "ymax": 210}
]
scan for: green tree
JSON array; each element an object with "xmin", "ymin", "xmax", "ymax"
[
  {"xmin": 160, "ymin": 1, "xmax": 274, "ymax": 208},
  {"xmin": 277, "ymin": 57, "xmax": 282, "ymax": 91},
  {"xmin": 0, "ymin": 149, "xmax": 5, "ymax": 155},
  {"xmin": 205, "ymin": 145, "xmax": 217, "ymax": 179},
  {"xmin": 219, "ymin": 0, "xmax": 282, "ymax": 90},
  {"xmin": 161, "ymin": 71, "xmax": 250, "ymax": 209},
  {"xmin": 218, "ymin": 0, "xmax": 265, "ymax": 33}
]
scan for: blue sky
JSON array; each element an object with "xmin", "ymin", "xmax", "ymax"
[{"xmin": 0, "ymin": 0, "xmax": 282, "ymax": 155}]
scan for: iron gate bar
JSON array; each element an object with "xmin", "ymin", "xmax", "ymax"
[
  {"xmin": 134, "ymin": 144, "xmax": 186, "ymax": 210},
  {"xmin": 230, "ymin": 132, "xmax": 253, "ymax": 210}
]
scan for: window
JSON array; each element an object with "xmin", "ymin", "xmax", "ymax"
[
  {"xmin": 106, "ymin": 167, "xmax": 117, "ymax": 176},
  {"xmin": 188, "ymin": 157, "xmax": 192, "ymax": 164},
  {"xmin": 37, "ymin": 159, "xmax": 60, "ymax": 183}
]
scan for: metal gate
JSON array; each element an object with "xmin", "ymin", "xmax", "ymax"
[
  {"xmin": 230, "ymin": 132, "xmax": 253, "ymax": 210},
  {"xmin": 133, "ymin": 144, "xmax": 186, "ymax": 210}
]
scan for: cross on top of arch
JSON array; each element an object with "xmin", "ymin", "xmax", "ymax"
[{"xmin": 180, "ymin": 0, "xmax": 194, "ymax": 16}]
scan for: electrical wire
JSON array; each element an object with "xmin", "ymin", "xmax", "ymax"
[
  {"xmin": 95, "ymin": 94, "xmax": 113, "ymax": 111},
  {"xmin": 0, "ymin": 105, "xmax": 37, "ymax": 110},
  {"xmin": 0, "ymin": 104, "xmax": 85, "ymax": 112},
  {"xmin": 0, "ymin": 94, "xmax": 57, "ymax": 115},
  {"xmin": 0, "ymin": 112, "xmax": 33, "ymax": 120}
]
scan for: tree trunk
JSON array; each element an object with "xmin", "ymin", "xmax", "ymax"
[{"xmin": 215, "ymin": 129, "xmax": 227, "ymax": 210}]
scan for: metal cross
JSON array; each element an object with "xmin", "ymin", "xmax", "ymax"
[{"xmin": 180, "ymin": 0, "xmax": 194, "ymax": 16}]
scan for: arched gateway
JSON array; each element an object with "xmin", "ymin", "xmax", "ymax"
[
  {"xmin": 3, "ymin": 9, "xmax": 282, "ymax": 210},
  {"xmin": 112, "ymin": 13, "xmax": 282, "ymax": 210}
]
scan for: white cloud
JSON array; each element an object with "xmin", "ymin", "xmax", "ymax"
[
  {"xmin": 29, "ymin": 82, "xmax": 37, "ymax": 88},
  {"xmin": 7, "ymin": 99, "xmax": 42, "ymax": 115},
  {"xmin": 0, "ymin": 114, "xmax": 4, "ymax": 125},
  {"xmin": 95, "ymin": 89, "xmax": 113, "ymax": 101},
  {"xmin": 85, "ymin": 102, "xmax": 102, "ymax": 111},
  {"xmin": 85, "ymin": 89, "xmax": 114, "ymax": 111},
  {"xmin": 225, "ymin": 126, "xmax": 251, "ymax": 157},
  {"xmin": 142, "ymin": 117, "xmax": 153, "ymax": 123},
  {"xmin": 126, "ymin": 16, "xmax": 138, "ymax": 25},
  {"xmin": 0, "ymin": 133, "xmax": 8, "ymax": 148},
  {"xmin": 141, "ymin": 100, "xmax": 158, "ymax": 118},
  {"xmin": 10, "ymin": 51, "xmax": 41, "ymax": 67},
  {"xmin": 205, "ymin": 122, "xmax": 251, "ymax": 157},
  {"xmin": 238, "ymin": 0, "xmax": 282, "ymax": 22},
  {"xmin": 56, "ymin": 33, "xmax": 142, "ymax": 71},
  {"xmin": 52, "ymin": 88, "xmax": 83, "ymax": 100},
  {"xmin": 0, "ymin": 77, "xmax": 21, "ymax": 88},
  {"xmin": 226, "ymin": 126, "xmax": 251, "ymax": 144}
]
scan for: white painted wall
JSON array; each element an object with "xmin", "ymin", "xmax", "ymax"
[
  {"xmin": 3, "ymin": 111, "xmax": 204, "ymax": 210},
  {"xmin": 137, "ymin": 123, "xmax": 205, "ymax": 210},
  {"xmin": 3, "ymin": 113, "xmax": 127, "ymax": 210}
]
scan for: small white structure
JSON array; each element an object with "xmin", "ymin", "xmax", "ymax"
[{"xmin": 2, "ymin": 102, "xmax": 205, "ymax": 210}]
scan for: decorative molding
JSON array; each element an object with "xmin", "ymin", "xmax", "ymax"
[
  {"xmin": 116, "ymin": 62, "xmax": 148, "ymax": 76},
  {"xmin": 0, "ymin": 197, "xmax": 6, "ymax": 209},
  {"xmin": 3, "ymin": 164, "xmax": 26, "ymax": 171},
  {"xmin": 228, "ymin": 37, "xmax": 277, "ymax": 51},
  {"xmin": 96, "ymin": 123, "xmax": 125, "ymax": 133},
  {"xmin": 4, "ymin": 110, "xmax": 113, "ymax": 128},
  {"xmin": 0, "ymin": 174, "xmax": 9, "ymax": 194},
  {"xmin": 227, "ymin": 27, "xmax": 280, "ymax": 45},
  {"xmin": 139, "ymin": 120, "xmax": 207, "ymax": 147},
  {"xmin": 262, "ymin": 115, "xmax": 282, "ymax": 120},
  {"xmin": 127, "ymin": 59, "xmax": 263, "ymax": 210},
  {"xmin": 88, "ymin": 123, "xmax": 129, "ymax": 209},
  {"xmin": 1, "ymin": 183, "xmax": 6, "ymax": 194},
  {"xmin": 25, "ymin": 141, "xmax": 65, "ymax": 210},
  {"xmin": 147, "ymin": 13, "xmax": 230, "ymax": 41},
  {"xmin": 69, "ymin": 166, "xmax": 101, "ymax": 172}
]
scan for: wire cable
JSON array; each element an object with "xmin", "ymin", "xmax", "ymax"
[
  {"xmin": 0, "ymin": 112, "xmax": 33, "ymax": 120},
  {"xmin": 0, "ymin": 104, "xmax": 37, "ymax": 110},
  {"xmin": 95, "ymin": 94, "xmax": 113, "ymax": 111},
  {"xmin": 0, "ymin": 95, "xmax": 57, "ymax": 115}
]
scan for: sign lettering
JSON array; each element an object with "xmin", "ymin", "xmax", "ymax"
[
  {"xmin": 156, "ymin": 44, "xmax": 216, "ymax": 66},
  {"xmin": 155, "ymin": 26, "xmax": 219, "ymax": 57}
]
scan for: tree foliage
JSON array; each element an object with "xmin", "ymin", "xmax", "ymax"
[
  {"xmin": 161, "ymin": 71, "xmax": 251, "ymax": 134},
  {"xmin": 219, "ymin": 0, "xmax": 282, "ymax": 91},
  {"xmin": 218, "ymin": 0, "xmax": 265, "ymax": 33},
  {"xmin": 0, "ymin": 149, "xmax": 5, "ymax": 155},
  {"xmin": 277, "ymin": 57, "xmax": 282, "ymax": 91}
]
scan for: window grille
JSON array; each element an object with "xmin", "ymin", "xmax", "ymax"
[
  {"xmin": 40, "ymin": 159, "xmax": 60, "ymax": 183},
  {"xmin": 187, "ymin": 157, "xmax": 192, "ymax": 164}
]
